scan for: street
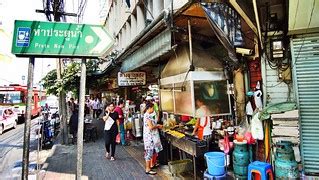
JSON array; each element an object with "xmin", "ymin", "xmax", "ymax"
[{"xmin": 0, "ymin": 117, "xmax": 41, "ymax": 178}]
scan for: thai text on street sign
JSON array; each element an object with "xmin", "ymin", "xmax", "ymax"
[
  {"xmin": 118, "ymin": 72, "xmax": 146, "ymax": 86},
  {"xmin": 11, "ymin": 20, "xmax": 114, "ymax": 57}
]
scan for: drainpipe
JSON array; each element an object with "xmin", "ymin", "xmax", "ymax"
[{"xmin": 252, "ymin": 0, "xmax": 263, "ymax": 49}]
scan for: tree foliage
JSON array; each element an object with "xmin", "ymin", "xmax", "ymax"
[{"xmin": 41, "ymin": 60, "xmax": 100, "ymax": 96}]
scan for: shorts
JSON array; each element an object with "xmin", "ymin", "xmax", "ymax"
[{"xmin": 144, "ymin": 149, "xmax": 154, "ymax": 161}]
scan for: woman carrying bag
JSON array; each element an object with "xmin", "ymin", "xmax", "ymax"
[{"xmin": 103, "ymin": 102, "xmax": 119, "ymax": 161}]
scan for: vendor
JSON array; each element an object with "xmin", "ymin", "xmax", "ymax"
[{"xmin": 192, "ymin": 97, "xmax": 212, "ymax": 140}]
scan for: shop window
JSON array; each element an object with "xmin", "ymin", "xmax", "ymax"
[
  {"xmin": 160, "ymin": 85, "xmax": 174, "ymax": 113},
  {"xmin": 174, "ymin": 82, "xmax": 193, "ymax": 115}
]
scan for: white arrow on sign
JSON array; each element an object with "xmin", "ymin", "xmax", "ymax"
[{"xmin": 90, "ymin": 27, "xmax": 113, "ymax": 55}]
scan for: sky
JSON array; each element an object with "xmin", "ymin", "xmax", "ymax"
[{"xmin": 0, "ymin": 0, "xmax": 101, "ymax": 86}]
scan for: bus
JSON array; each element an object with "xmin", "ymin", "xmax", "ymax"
[{"xmin": 0, "ymin": 84, "xmax": 46, "ymax": 123}]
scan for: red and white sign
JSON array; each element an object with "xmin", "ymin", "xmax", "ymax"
[{"xmin": 118, "ymin": 72, "xmax": 146, "ymax": 86}]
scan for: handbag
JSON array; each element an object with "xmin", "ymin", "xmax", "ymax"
[
  {"xmin": 116, "ymin": 133, "xmax": 120, "ymax": 144},
  {"xmin": 104, "ymin": 115, "xmax": 115, "ymax": 130}
]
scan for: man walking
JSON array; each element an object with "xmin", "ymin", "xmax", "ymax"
[{"xmin": 114, "ymin": 99, "xmax": 129, "ymax": 146}]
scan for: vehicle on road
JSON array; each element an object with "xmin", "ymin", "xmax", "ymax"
[
  {"xmin": 0, "ymin": 107, "xmax": 18, "ymax": 135},
  {"xmin": 0, "ymin": 84, "xmax": 46, "ymax": 123}
]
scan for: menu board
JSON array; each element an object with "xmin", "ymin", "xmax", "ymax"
[{"xmin": 118, "ymin": 72, "xmax": 146, "ymax": 86}]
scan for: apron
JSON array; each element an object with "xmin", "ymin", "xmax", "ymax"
[{"xmin": 197, "ymin": 117, "xmax": 208, "ymax": 140}]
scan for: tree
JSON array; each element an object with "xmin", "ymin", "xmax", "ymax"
[{"xmin": 41, "ymin": 60, "xmax": 100, "ymax": 96}]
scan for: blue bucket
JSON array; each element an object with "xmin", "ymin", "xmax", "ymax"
[{"xmin": 204, "ymin": 152, "xmax": 226, "ymax": 176}]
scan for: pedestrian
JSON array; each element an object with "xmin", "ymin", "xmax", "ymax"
[
  {"xmin": 69, "ymin": 106, "xmax": 79, "ymax": 144},
  {"xmin": 143, "ymin": 102, "xmax": 163, "ymax": 175},
  {"xmin": 114, "ymin": 99, "xmax": 129, "ymax": 146},
  {"xmin": 103, "ymin": 102, "xmax": 119, "ymax": 161},
  {"xmin": 84, "ymin": 96, "xmax": 90, "ymax": 117},
  {"xmin": 92, "ymin": 97, "xmax": 101, "ymax": 119}
]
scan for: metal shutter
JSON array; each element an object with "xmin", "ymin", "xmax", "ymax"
[{"xmin": 291, "ymin": 34, "xmax": 319, "ymax": 174}]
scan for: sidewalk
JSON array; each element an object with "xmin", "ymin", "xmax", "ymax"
[{"xmin": 40, "ymin": 119, "xmax": 170, "ymax": 180}]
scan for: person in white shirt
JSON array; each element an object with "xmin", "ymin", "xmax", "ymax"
[
  {"xmin": 92, "ymin": 98, "xmax": 100, "ymax": 119},
  {"xmin": 192, "ymin": 98, "xmax": 212, "ymax": 140}
]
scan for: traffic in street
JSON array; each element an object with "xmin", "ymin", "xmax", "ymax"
[{"xmin": 0, "ymin": 117, "xmax": 41, "ymax": 178}]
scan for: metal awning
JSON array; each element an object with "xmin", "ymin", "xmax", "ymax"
[
  {"xmin": 288, "ymin": 0, "xmax": 319, "ymax": 34},
  {"xmin": 120, "ymin": 29, "xmax": 171, "ymax": 72}
]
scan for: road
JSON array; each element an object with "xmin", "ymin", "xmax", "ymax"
[{"xmin": 0, "ymin": 117, "xmax": 41, "ymax": 177}]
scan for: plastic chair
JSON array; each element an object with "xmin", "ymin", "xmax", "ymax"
[{"xmin": 248, "ymin": 161, "xmax": 274, "ymax": 180}]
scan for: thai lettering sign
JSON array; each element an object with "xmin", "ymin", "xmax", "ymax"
[
  {"xmin": 118, "ymin": 72, "xmax": 146, "ymax": 86},
  {"xmin": 11, "ymin": 20, "xmax": 114, "ymax": 57}
]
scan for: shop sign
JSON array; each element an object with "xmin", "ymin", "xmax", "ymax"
[{"xmin": 118, "ymin": 72, "xmax": 146, "ymax": 86}]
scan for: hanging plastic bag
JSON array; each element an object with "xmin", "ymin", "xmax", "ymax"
[
  {"xmin": 251, "ymin": 112, "xmax": 264, "ymax": 140},
  {"xmin": 246, "ymin": 101, "xmax": 253, "ymax": 116}
]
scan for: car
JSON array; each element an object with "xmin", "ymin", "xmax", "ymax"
[{"xmin": 0, "ymin": 107, "xmax": 18, "ymax": 135}]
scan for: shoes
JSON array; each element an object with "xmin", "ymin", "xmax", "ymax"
[
  {"xmin": 145, "ymin": 170, "xmax": 157, "ymax": 175},
  {"xmin": 105, "ymin": 152, "xmax": 110, "ymax": 159},
  {"xmin": 110, "ymin": 157, "xmax": 115, "ymax": 161}
]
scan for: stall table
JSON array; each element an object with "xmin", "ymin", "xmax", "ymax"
[{"xmin": 162, "ymin": 131, "xmax": 208, "ymax": 178}]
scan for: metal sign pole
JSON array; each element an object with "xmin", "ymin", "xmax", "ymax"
[
  {"xmin": 76, "ymin": 58, "xmax": 86, "ymax": 180},
  {"xmin": 22, "ymin": 57, "xmax": 35, "ymax": 180}
]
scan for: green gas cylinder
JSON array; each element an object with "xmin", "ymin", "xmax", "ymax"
[
  {"xmin": 275, "ymin": 141, "xmax": 299, "ymax": 179},
  {"xmin": 233, "ymin": 140, "xmax": 249, "ymax": 178}
]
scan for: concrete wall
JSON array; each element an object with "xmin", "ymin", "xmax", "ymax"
[
  {"xmin": 263, "ymin": 57, "xmax": 295, "ymax": 105},
  {"xmin": 103, "ymin": 0, "xmax": 188, "ymax": 52}
]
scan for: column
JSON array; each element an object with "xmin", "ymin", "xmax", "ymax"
[
  {"xmin": 153, "ymin": 0, "xmax": 164, "ymax": 18},
  {"xmin": 136, "ymin": 5, "xmax": 145, "ymax": 34},
  {"xmin": 131, "ymin": 14, "xmax": 137, "ymax": 39}
]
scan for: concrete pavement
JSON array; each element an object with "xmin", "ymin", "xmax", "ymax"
[{"xmin": 40, "ymin": 118, "xmax": 170, "ymax": 180}]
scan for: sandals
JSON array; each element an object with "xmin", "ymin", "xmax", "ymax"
[
  {"xmin": 145, "ymin": 170, "xmax": 157, "ymax": 175},
  {"xmin": 151, "ymin": 163, "xmax": 160, "ymax": 169}
]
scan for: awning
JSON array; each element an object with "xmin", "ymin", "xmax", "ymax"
[
  {"xmin": 120, "ymin": 29, "xmax": 171, "ymax": 72},
  {"xmin": 288, "ymin": 0, "xmax": 319, "ymax": 34}
]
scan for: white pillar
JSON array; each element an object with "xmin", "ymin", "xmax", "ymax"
[
  {"xmin": 119, "ymin": 32, "xmax": 122, "ymax": 50},
  {"xmin": 126, "ymin": 22, "xmax": 131, "ymax": 45},
  {"xmin": 153, "ymin": 0, "xmax": 164, "ymax": 18},
  {"xmin": 146, "ymin": 0, "xmax": 153, "ymax": 20},
  {"xmin": 136, "ymin": 5, "xmax": 145, "ymax": 34},
  {"xmin": 131, "ymin": 14, "xmax": 137, "ymax": 39}
]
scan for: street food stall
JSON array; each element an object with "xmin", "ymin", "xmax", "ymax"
[{"xmin": 158, "ymin": 44, "xmax": 233, "ymax": 177}]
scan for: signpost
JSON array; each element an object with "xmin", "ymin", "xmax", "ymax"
[
  {"xmin": 11, "ymin": 20, "xmax": 114, "ymax": 180},
  {"xmin": 12, "ymin": 20, "xmax": 114, "ymax": 57}
]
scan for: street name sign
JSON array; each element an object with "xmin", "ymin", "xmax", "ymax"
[{"xmin": 11, "ymin": 20, "xmax": 114, "ymax": 57}]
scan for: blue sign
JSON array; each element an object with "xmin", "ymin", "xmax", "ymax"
[{"xmin": 16, "ymin": 27, "xmax": 31, "ymax": 47}]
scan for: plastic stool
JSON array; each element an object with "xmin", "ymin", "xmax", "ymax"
[
  {"xmin": 248, "ymin": 161, "xmax": 274, "ymax": 180},
  {"xmin": 203, "ymin": 170, "xmax": 227, "ymax": 180}
]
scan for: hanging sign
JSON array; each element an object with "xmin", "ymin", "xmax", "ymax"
[{"xmin": 118, "ymin": 72, "xmax": 146, "ymax": 86}]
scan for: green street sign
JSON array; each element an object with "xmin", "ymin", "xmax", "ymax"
[{"xmin": 11, "ymin": 20, "xmax": 114, "ymax": 57}]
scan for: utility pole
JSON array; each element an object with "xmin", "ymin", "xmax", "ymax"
[
  {"xmin": 22, "ymin": 57, "xmax": 35, "ymax": 179},
  {"xmin": 76, "ymin": 58, "xmax": 86, "ymax": 180},
  {"xmin": 36, "ymin": 0, "xmax": 77, "ymax": 145}
]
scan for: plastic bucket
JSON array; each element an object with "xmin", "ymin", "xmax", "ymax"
[{"xmin": 204, "ymin": 152, "xmax": 225, "ymax": 176}]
